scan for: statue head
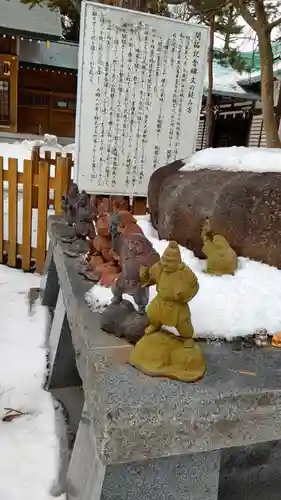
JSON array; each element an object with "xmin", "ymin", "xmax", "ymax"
[
  {"xmin": 98, "ymin": 201, "xmax": 108, "ymax": 217},
  {"xmin": 69, "ymin": 182, "xmax": 79, "ymax": 198},
  {"xmin": 161, "ymin": 241, "xmax": 181, "ymax": 273},
  {"xmin": 117, "ymin": 211, "xmax": 137, "ymax": 233},
  {"xmin": 111, "ymin": 196, "xmax": 124, "ymax": 213},
  {"xmin": 78, "ymin": 190, "xmax": 89, "ymax": 208}
]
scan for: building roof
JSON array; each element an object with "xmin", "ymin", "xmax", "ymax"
[
  {"xmin": 0, "ymin": 0, "xmax": 62, "ymax": 40},
  {"xmin": 204, "ymin": 61, "xmax": 260, "ymax": 100},
  {"xmin": 19, "ymin": 38, "xmax": 259, "ymax": 100},
  {"xmin": 238, "ymin": 60, "xmax": 281, "ymax": 86},
  {"xmin": 236, "ymin": 41, "xmax": 281, "ymax": 87},
  {"xmin": 20, "ymin": 38, "xmax": 78, "ymax": 70}
]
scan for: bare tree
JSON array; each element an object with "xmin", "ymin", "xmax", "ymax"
[{"xmin": 227, "ymin": 0, "xmax": 281, "ymax": 147}]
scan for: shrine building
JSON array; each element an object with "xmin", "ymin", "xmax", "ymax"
[
  {"xmin": 0, "ymin": 0, "xmax": 77, "ymax": 139},
  {"xmin": 1, "ymin": 0, "xmax": 280, "ymax": 148}
]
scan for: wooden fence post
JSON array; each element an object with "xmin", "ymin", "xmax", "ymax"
[
  {"xmin": 22, "ymin": 159, "xmax": 33, "ymax": 271},
  {"xmin": 132, "ymin": 197, "xmax": 147, "ymax": 215},
  {"xmin": 7, "ymin": 158, "xmax": 18, "ymax": 268},
  {"xmin": 0, "ymin": 157, "xmax": 3, "ymax": 264},
  {"xmin": 36, "ymin": 160, "xmax": 49, "ymax": 273},
  {"xmin": 66, "ymin": 153, "xmax": 72, "ymax": 194},
  {"xmin": 31, "ymin": 146, "xmax": 40, "ymax": 209},
  {"xmin": 55, "ymin": 156, "xmax": 69, "ymax": 215}
]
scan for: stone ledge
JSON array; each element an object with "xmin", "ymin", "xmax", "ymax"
[{"xmin": 48, "ymin": 215, "xmax": 281, "ymax": 465}]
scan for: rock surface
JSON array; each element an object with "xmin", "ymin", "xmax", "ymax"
[{"xmin": 148, "ymin": 165, "xmax": 281, "ymax": 269}]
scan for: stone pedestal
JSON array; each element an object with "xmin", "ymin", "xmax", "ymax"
[
  {"xmin": 43, "ymin": 216, "xmax": 281, "ymax": 500},
  {"xmin": 67, "ymin": 403, "xmax": 220, "ymax": 500}
]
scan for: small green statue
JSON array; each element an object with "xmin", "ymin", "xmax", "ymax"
[
  {"xmin": 202, "ymin": 219, "xmax": 238, "ymax": 276},
  {"xmin": 129, "ymin": 241, "xmax": 206, "ymax": 383}
]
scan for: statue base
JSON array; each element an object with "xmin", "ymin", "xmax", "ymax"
[{"xmin": 129, "ymin": 330, "xmax": 207, "ymax": 383}]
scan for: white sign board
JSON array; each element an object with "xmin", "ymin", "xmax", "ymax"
[{"xmin": 75, "ymin": 1, "xmax": 208, "ymax": 196}]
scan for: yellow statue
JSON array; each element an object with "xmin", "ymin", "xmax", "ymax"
[
  {"xmin": 129, "ymin": 241, "xmax": 206, "ymax": 383},
  {"xmin": 201, "ymin": 219, "xmax": 238, "ymax": 276}
]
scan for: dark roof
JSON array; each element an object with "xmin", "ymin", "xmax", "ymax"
[
  {"xmin": 0, "ymin": 0, "xmax": 62, "ymax": 40},
  {"xmin": 19, "ymin": 38, "xmax": 78, "ymax": 69}
]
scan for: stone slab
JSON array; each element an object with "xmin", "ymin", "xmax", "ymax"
[
  {"xmin": 48, "ymin": 215, "xmax": 281, "ymax": 466},
  {"xmin": 219, "ymin": 440, "xmax": 281, "ymax": 500}
]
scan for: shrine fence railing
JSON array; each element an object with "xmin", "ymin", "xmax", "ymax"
[
  {"xmin": 0, "ymin": 147, "xmax": 148, "ymax": 274},
  {"xmin": 0, "ymin": 148, "xmax": 72, "ymax": 274}
]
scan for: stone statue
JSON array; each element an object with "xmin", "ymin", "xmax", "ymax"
[
  {"xmin": 61, "ymin": 182, "xmax": 79, "ymax": 226},
  {"xmin": 139, "ymin": 241, "xmax": 199, "ymax": 342},
  {"xmin": 129, "ymin": 241, "xmax": 206, "ymax": 383},
  {"xmin": 272, "ymin": 331, "xmax": 281, "ymax": 348},
  {"xmin": 201, "ymin": 218, "xmax": 238, "ymax": 276},
  {"xmin": 117, "ymin": 211, "xmax": 143, "ymax": 235},
  {"xmin": 79, "ymin": 201, "xmax": 120, "ymax": 285},
  {"xmin": 61, "ymin": 191, "xmax": 96, "ymax": 244},
  {"xmin": 111, "ymin": 232, "xmax": 160, "ymax": 314},
  {"xmin": 61, "ymin": 191, "xmax": 96, "ymax": 261}
]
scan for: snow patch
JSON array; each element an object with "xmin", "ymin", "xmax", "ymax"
[
  {"xmin": 0, "ymin": 266, "xmax": 65, "ymax": 500},
  {"xmin": 86, "ymin": 216, "xmax": 281, "ymax": 340},
  {"xmin": 181, "ymin": 146, "xmax": 281, "ymax": 173}
]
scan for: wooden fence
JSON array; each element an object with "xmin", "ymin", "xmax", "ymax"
[
  {"xmin": 0, "ymin": 147, "xmax": 148, "ymax": 274},
  {"xmin": 0, "ymin": 148, "xmax": 72, "ymax": 274}
]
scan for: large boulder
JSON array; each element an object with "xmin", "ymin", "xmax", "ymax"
[{"xmin": 148, "ymin": 164, "xmax": 281, "ymax": 269}]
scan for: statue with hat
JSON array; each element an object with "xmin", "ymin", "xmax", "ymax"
[{"xmin": 129, "ymin": 241, "xmax": 206, "ymax": 383}]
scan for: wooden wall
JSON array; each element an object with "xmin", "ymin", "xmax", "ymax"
[
  {"xmin": 0, "ymin": 36, "xmax": 17, "ymax": 55},
  {"xmin": 0, "ymin": 53, "xmax": 18, "ymax": 133},
  {"xmin": 18, "ymin": 66, "xmax": 77, "ymax": 137}
]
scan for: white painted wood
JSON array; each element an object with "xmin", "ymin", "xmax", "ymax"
[
  {"xmin": 48, "ymin": 289, "xmax": 66, "ymax": 370},
  {"xmin": 76, "ymin": 2, "xmax": 208, "ymax": 196}
]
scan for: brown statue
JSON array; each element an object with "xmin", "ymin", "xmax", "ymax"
[
  {"xmin": 110, "ymin": 210, "xmax": 143, "ymax": 250},
  {"xmin": 61, "ymin": 182, "xmax": 79, "ymax": 226},
  {"xmin": 201, "ymin": 218, "xmax": 238, "ymax": 276},
  {"xmin": 79, "ymin": 201, "xmax": 120, "ymax": 285},
  {"xmin": 111, "ymin": 232, "xmax": 160, "ymax": 314},
  {"xmin": 129, "ymin": 241, "xmax": 206, "ymax": 383}
]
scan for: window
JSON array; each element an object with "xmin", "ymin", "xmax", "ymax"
[
  {"xmin": 0, "ymin": 80, "xmax": 9, "ymax": 124},
  {"xmin": 53, "ymin": 97, "xmax": 76, "ymax": 110},
  {"xmin": 18, "ymin": 90, "xmax": 49, "ymax": 107}
]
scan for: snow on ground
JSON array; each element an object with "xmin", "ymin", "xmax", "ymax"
[
  {"xmin": 0, "ymin": 135, "xmax": 75, "ymax": 173},
  {"xmin": 0, "ymin": 136, "xmax": 70, "ymax": 246},
  {"xmin": 0, "ymin": 266, "xmax": 64, "ymax": 500},
  {"xmin": 182, "ymin": 146, "xmax": 281, "ymax": 173},
  {"xmin": 86, "ymin": 216, "xmax": 281, "ymax": 341}
]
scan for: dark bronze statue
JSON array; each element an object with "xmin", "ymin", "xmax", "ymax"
[
  {"xmin": 111, "ymin": 232, "xmax": 160, "ymax": 314},
  {"xmin": 61, "ymin": 191, "xmax": 96, "ymax": 258},
  {"xmin": 61, "ymin": 182, "xmax": 79, "ymax": 226}
]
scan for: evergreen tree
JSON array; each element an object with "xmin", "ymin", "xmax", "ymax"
[
  {"xmin": 21, "ymin": 0, "xmax": 80, "ymax": 41},
  {"xmin": 20, "ymin": 0, "xmax": 169, "ymax": 40},
  {"xmin": 172, "ymin": 0, "xmax": 250, "ymax": 147}
]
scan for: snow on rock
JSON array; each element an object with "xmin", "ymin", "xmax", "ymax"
[
  {"xmin": 182, "ymin": 146, "xmax": 281, "ymax": 173},
  {"xmin": 86, "ymin": 216, "xmax": 281, "ymax": 341},
  {"xmin": 0, "ymin": 266, "xmax": 65, "ymax": 500}
]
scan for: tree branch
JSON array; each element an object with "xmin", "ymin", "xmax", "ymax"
[
  {"xmin": 233, "ymin": 0, "xmax": 259, "ymax": 33},
  {"xmin": 269, "ymin": 16, "xmax": 281, "ymax": 30}
]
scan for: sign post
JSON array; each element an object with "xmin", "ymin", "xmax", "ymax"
[{"xmin": 75, "ymin": 1, "xmax": 208, "ymax": 196}]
